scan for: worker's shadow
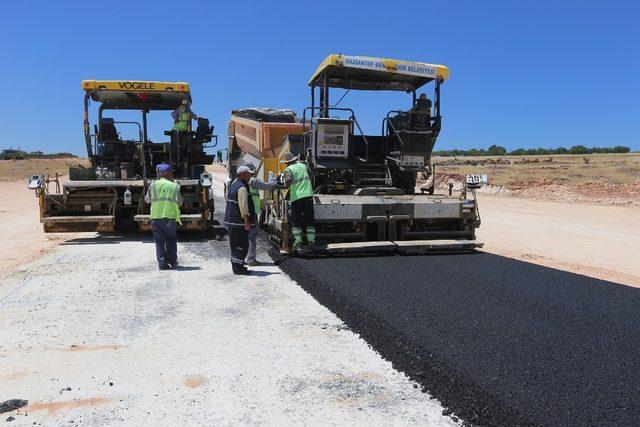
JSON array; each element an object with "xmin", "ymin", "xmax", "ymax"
[
  {"xmin": 250, "ymin": 270, "xmax": 278, "ymax": 277},
  {"xmin": 61, "ymin": 234, "xmax": 153, "ymax": 245},
  {"xmin": 174, "ymin": 265, "xmax": 202, "ymax": 271}
]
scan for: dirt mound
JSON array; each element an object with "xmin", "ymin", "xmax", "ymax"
[
  {"xmin": 437, "ymin": 158, "xmax": 512, "ymax": 166},
  {"xmin": 510, "ymin": 181, "xmax": 640, "ymax": 206},
  {"xmin": 419, "ymin": 172, "xmax": 640, "ymax": 205}
]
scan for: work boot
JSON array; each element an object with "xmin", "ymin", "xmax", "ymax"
[
  {"xmin": 158, "ymin": 264, "xmax": 170, "ymax": 270},
  {"xmin": 232, "ymin": 262, "xmax": 249, "ymax": 275},
  {"xmin": 234, "ymin": 269, "xmax": 252, "ymax": 276},
  {"xmin": 309, "ymin": 241, "xmax": 324, "ymax": 251},
  {"xmin": 295, "ymin": 244, "xmax": 312, "ymax": 255},
  {"xmin": 169, "ymin": 261, "xmax": 179, "ymax": 269}
]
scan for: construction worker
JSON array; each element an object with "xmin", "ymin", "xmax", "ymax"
[
  {"xmin": 172, "ymin": 98, "xmax": 199, "ymax": 132},
  {"xmin": 243, "ymin": 163, "xmax": 282, "ymax": 266},
  {"xmin": 245, "ymin": 164, "xmax": 262, "ymax": 266},
  {"xmin": 224, "ymin": 165, "xmax": 257, "ymax": 275},
  {"xmin": 145, "ymin": 163, "xmax": 183, "ymax": 270},
  {"xmin": 281, "ymin": 152, "xmax": 316, "ymax": 251}
]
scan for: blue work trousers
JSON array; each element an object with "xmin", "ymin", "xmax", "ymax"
[
  {"xmin": 151, "ymin": 219, "xmax": 177, "ymax": 267},
  {"xmin": 247, "ymin": 225, "xmax": 259, "ymax": 262}
]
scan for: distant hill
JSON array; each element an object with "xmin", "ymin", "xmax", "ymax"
[
  {"xmin": 0, "ymin": 149, "xmax": 77, "ymax": 160},
  {"xmin": 0, "ymin": 157, "xmax": 89, "ymax": 181}
]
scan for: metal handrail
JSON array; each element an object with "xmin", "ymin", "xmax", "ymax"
[
  {"xmin": 302, "ymin": 106, "xmax": 355, "ymax": 126},
  {"xmin": 382, "ymin": 116, "xmax": 405, "ymax": 152},
  {"xmin": 386, "ymin": 110, "xmax": 406, "ymax": 120},
  {"xmin": 203, "ymin": 134, "xmax": 218, "ymax": 149}
]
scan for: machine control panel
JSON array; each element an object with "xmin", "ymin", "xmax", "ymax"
[{"xmin": 313, "ymin": 119, "xmax": 351, "ymax": 159}]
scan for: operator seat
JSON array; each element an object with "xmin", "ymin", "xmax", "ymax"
[
  {"xmin": 409, "ymin": 98, "xmax": 432, "ymax": 131},
  {"xmin": 195, "ymin": 117, "xmax": 213, "ymax": 143},
  {"xmin": 99, "ymin": 118, "xmax": 120, "ymax": 142}
]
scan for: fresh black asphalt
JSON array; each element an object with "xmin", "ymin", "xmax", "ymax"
[{"xmin": 274, "ymin": 251, "xmax": 640, "ymax": 426}]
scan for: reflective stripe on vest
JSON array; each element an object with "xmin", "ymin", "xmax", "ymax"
[
  {"xmin": 286, "ymin": 162, "xmax": 313, "ymax": 202},
  {"xmin": 149, "ymin": 179, "xmax": 181, "ymax": 223}
]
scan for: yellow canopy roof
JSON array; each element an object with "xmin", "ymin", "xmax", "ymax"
[
  {"xmin": 308, "ymin": 54, "xmax": 449, "ymax": 91},
  {"xmin": 81, "ymin": 80, "xmax": 191, "ymax": 110},
  {"xmin": 82, "ymin": 80, "xmax": 190, "ymax": 93}
]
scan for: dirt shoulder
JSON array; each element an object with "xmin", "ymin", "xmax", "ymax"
[
  {"xmin": 0, "ymin": 181, "xmax": 72, "ymax": 278},
  {"xmin": 475, "ymin": 193, "xmax": 640, "ymax": 287},
  {"xmin": 0, "ymin": 159, "xmax": 90, "ymax": 278}
]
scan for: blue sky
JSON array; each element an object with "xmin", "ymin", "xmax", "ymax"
[{"xmin": 1, "ymin": 0, "xmax": 639, "ymax": 154}]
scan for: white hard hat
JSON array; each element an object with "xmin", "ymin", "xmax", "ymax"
[
  {"xmin": 236, "ymin": 165, "xmax": 255, "ymax": 175},
  {"xmin": 242, "ymin": 163, "xmax": 257, "ymax": 172},
  {"xmin": 281, "ymin": 152, "xmax": 298, "ymax": 163}
]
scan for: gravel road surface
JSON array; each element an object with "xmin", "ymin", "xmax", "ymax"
[
  {"xmin": 276, "ymin": 251, "xmax": 640, "ymax": 426},
  {"xmin": 0, "ymin": 234, "xmax": 455, "ymax": 425}
]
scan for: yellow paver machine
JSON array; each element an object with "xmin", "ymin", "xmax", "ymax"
[
  {"xmin": 228, "ymin": 54, "xmax": 483, "ymax": 255},
  {"xmin": 29, "ymin": 80, "xmax": 224, "ymax": 234}
]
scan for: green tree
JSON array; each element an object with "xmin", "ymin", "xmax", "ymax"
[
  {"xmin": 612, "ymin": 146, "xmax": 631, "ymax": 153},
  {"xmin": 569, "ymin": 145, "xmax": 589, "ymax": 154},
  {"xmin": 487, "ymin": 144, "xmax": 507, "ymax": 156}
]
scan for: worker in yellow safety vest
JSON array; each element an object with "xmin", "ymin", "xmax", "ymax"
[
  {"xmin": 145, "ymin": 163, "xmax": 183, "ymax": 270},
  {"xmin": 281, "ymin": 152, "xmax": 316, "ymax": 251},
  {"xmin": 172, "ymin": 98, "xmax": 199, "ymax": 132}
]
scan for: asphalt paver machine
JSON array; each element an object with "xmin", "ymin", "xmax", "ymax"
[
  {"xmin": 29, "ymin": 80, "xmax": 224, "ymax": 234},
  {"xmin": 249, "ymin": 54, "xmax": 483, "ymax": 254}
]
